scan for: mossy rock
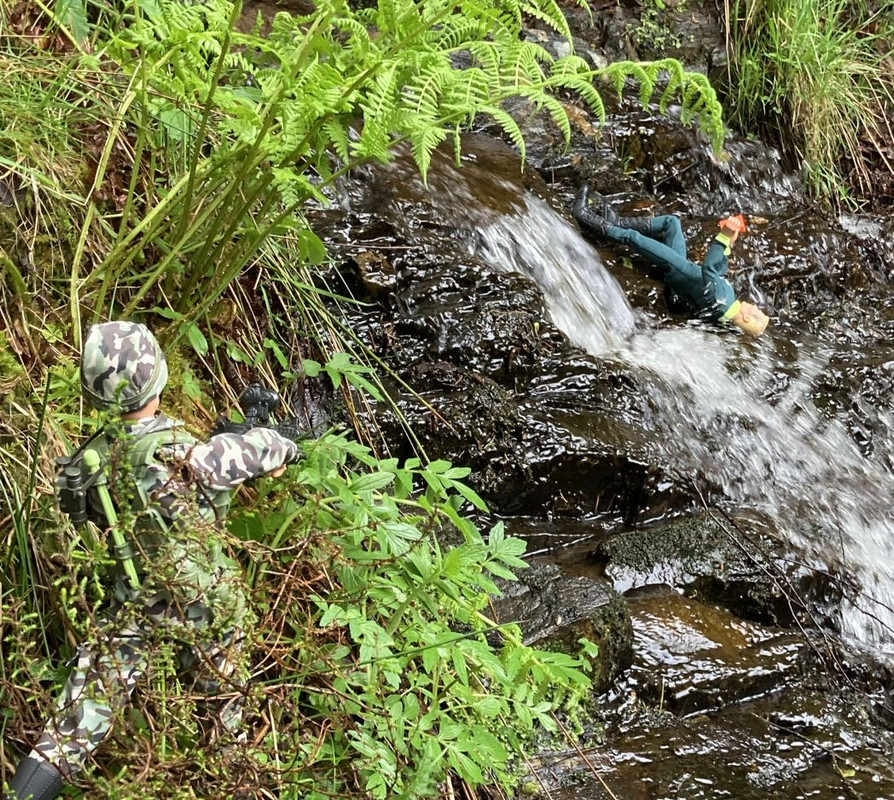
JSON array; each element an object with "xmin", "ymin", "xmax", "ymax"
[{"xmin": 595, "ymin": 516, "xmax": 842, "ymax": 627}]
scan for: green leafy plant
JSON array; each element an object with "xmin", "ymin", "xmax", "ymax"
[
  {"xmin": 2, "ymin": 425, "xmax": 596, "ymax": 798},
  {"xmin": 237, "ymin": 433, "xmax": 595, "ymax": 798},
  {"xmin": 631, "ymin": 0, "xmax": 685, "ymax": 54}
]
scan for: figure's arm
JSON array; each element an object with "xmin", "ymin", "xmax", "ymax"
[
  {"xmin": 187, "ymin": 428, "xmax": 299, "ymax": 490},
  {"xmin": 706, "ymin": 216, "xmax": 744, "ymax": 278},
  {"xmin": 703, "ymin": 236, "xmax": 731, "ymax": 278}
]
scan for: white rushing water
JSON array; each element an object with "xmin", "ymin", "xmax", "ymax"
[
  {"xmin": 471, "ymin": 190, "xmax": 894, "ymax": 656},
  {"xmin": 472, "ymin": 196, "xmax": 636, "ymax": 354}
]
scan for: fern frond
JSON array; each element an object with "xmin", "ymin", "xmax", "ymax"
[
  {"xmin": 323, "ymin": 119, "xmax": 352, "ymax": 163},
  {"xmin": 403, "ymin": 55, "xmax": 450, "ymax": 117},
  {"xmin": 455, "ymin": 68, "xmax": 492, "ymax": 113},
  {"xmin": 467, "ymin": 41, "xmax": 501, "ymax": 77},
  {"xmin": 550, "ymin": 54, "xmax": 593, "ymax": 79},
  {"xmin": 520, "ymin": 0, "xmax": 572, "ymax": 40},
  {"xmin": 481, "ymin": 104, "xmax": 527, "ymax": 162},
  {"xmin": 354, "ymin": 64, "xmax": 400, "ymax": 160},
  {"xmin": 537, "ymin": 93, "xmax": 572, "ymax": 144},
  {"xmin": 658, "ymin": 70, "xmax": 682, "ymax": 116},
  {"xmin": 377, "ymin": 0, "xmax": 405, "ymax": 34},
  {"xmin": 427, "ymin": 15, "xmax": 489, "ymax": 50},
  {"xmin": 560, "ymin": 75, "xmax": 605, "ymax": 123},
  {"xmin": 410, "ymin": 124, "xmax": 449, "ymax": 181},
  {"xmin": 223, "ymin": 51, "xmax": 252, "ymax": 74},
  {"xmin": 332, "ymin": 16, "xmax": 373, "ymax": 51},
  {"xmin": 502, "ymin": 45, "xmax": 548, "ymax": 88}
]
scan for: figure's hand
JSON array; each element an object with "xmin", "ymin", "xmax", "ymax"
[
  {"xmin": 268, "ymin": 464, "xmax": 287, "ymax": 478},
  {"xmin": 718, "ymin": 214, "xmax": 747, "ymax": 246},
  {"xmin": 719, "ymin": 224, "xmax": 741, "ymax": 245}
]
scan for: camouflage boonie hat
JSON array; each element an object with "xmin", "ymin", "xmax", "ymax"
[{"xmin": 81, "ymin": 321, "xmax": 168, "ymax": 411}]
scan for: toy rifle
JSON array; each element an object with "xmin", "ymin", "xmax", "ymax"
[
  {"xmin": 56, "ymin": 431, "xmax": 141, "ymax": 590},
  {"xmin": 212, "ymin": 382, "xmax": 325, "ymax": 442}
]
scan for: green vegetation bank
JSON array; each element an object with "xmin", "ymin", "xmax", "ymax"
[{"xmin": 0, "ymin": 0, "xmax": 889, "ymax": 797}]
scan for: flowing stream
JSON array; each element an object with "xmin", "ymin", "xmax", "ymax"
[
  {"xmin": 371, "ymin": 143, "xmax": 894, "ymax": 660},
  {"xmin": 473, "ymin": 190, "xmax": 894, "ymax": 654},
  {"xmin": 358, "ymin": 139, "xmax": 894, "ymax": 657},
  {"xmin": 336, "ymin": 133, "xmax": 894, "ymax": 795},
  {"xmin": 480, "ymin": 193, "xmax": 894, "ymax": 655}
]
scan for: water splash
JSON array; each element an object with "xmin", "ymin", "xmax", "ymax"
[
  {"xmin": 619, "ymin": 328, "xmax": 894, "ymax": 652},
  {"xmin": 472, "ymin": 195, "xmax": 636, "ymax": 353}
]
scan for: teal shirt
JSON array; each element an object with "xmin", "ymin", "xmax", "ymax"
[{"xmin": 661, "ymin": 238, "xmax": 737, "ymax": 319}]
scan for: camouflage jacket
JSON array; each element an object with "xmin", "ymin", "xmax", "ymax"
[
  {"xmin": 85, "ymin": 412, "xmax": 298, "ymax": 616},
  {"xmin": 91, "ymin": 412, "xmax": 298, "ymax": 527}
]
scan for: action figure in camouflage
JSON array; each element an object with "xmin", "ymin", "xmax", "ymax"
[{"xmin": 5, "ymin": 321, "xmax": 298, "ymax": 800}]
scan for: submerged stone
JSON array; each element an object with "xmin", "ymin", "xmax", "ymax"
[{"xmin": 593, "ymin": 515, "xmax": 842, "ymax": 628}]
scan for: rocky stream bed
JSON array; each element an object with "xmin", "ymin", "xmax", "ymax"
[{"xmin": 294, "ymin": 0, "xmax": 894, "ymax": 796}]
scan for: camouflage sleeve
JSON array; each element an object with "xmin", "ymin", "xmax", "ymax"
[{"xmin": 187, "ymin": 428, "xmax": 299, "ymax": 490}]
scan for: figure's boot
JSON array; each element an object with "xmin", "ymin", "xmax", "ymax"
[
  {"xmin": 617, "ymin": 215, "xmax": 653, "ymax": 236},
  {"xmin": 4, "ymin": 757, "xmax": 63, "ymax": 800},
  {"xmin": 572, "ymin": 185, "xmax": 616, "ymax": 240}
]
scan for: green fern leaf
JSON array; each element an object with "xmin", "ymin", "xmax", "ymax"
[
  {"xmin": 481, "ymin": 105, "xmax": 527, "ymax": 162},
  {"xmin": 54, "ymin": 0, "xmax": 89, "ymax": 44},
  {"xmin": 521, "ymin": 0, "xmax": 573, "ymax": 40},
  {"xmin": 563, "ymin": 75, "xmax": 606, "ymax": 123},
  {"xmin": 538, "ymin": 93, "xmax": 572, "ymax": 144},
  {"xmin": 410, "ymin": 125, "xmax": 449, "ymax": 181}
]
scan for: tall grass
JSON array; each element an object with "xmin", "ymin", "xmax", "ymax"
[{"xmin": 727, "ymin": 0, "xmax": 894, "ymax": 202}]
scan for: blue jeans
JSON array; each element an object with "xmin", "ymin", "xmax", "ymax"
[{"xmin": 607, "ymin": 216, "xmax": 735, "ymax": 318}]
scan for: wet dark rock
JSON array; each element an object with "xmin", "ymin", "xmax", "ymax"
[
  {"xmin": 619, "ymin": 591, "xmax": 807, "ymax": 717},
  {"xmin": 534, "ymin": 590, "xmax": 894, "ymax": 799},
  {"xmin": 526, "ymin": 0, "xmax": 726, "ymax": 76},
  {"xmin": 593, "ymin": 516, "xmax": 843, "ymax": 627},
  {"xmin": 491, "ymin": 563, "xmax": 633, "ymax": 694},
  {"xmin": 315, "ymin": 169, "xmax": 700, "ymax": 519},
  {"xmin": 390, "ymin": 253, "xmax": 547, "ymax": 382},
  {"xmin": 374, "ymin": 360, "xmax": 686, "ymax": 519},
  {"xmin": 544, "ymin": 686, "xmax": 894, "ymax": 799}
]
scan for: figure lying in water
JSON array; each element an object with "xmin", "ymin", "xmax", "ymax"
[{"xmin": 572, "ymin": 186, "xmax": 769, "ymax": 337}]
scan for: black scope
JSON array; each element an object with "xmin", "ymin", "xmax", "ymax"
[
  {"xmin": 238, "ymin": 383, "xmax": 281, "ymax": 426},
  {"xmin": 56, "ymin": 456, "xmax": 89, "ymax": 527}
]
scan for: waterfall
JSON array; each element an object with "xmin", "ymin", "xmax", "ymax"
[
  {"xmin": 472, "ymin": 196, "xmax": 636, "ymax": 353},
  {"xmin": 470, "ymin": 191, "xmax": 894, "ymax": 655}
]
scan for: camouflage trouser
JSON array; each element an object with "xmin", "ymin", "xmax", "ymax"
[{"xmin": 28, "ymin": 594, "xmax": 247, "ymax": 777}]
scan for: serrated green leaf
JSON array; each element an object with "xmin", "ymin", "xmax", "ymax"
[
  {"xmin": 55, "ymin": 0, "xmax": 89, "ymax": 44},
  {"xmin": 349, "ymin": 471, "xmax": 396, "ymax": 493}
]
